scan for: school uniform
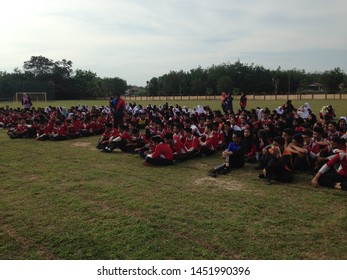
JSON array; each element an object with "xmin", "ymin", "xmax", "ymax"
[{"xmin": 146, "ymin": 142, "xmax": 174, "ymax": 166}]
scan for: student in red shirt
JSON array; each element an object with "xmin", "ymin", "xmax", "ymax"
[
  {"xmin": 145, "ymin": 135, "xmax": 174, "ymax": 166},
  {"xmin": 126, "ymin": 128, "xmax": 149, "ymax": 153},
  {"xmin": 7, "ymin": 118, "xmax": 29, "ymax": 139},
  {"xmin": 36, "ymin": 120, "xmax": 51, "ymax": 141},
  {"xmin": 96, "ymin": 123, "xmax": 118, "ymax": 149},
  {"xmin": 50, "ymin": 120, "xmax": 68, "ymax": 141},
  {"xmin": 199, "ymin": 123, "xmax": 219, "ymax": 156},
  {"xmin": 311, "ymin": 140, "xmax": 347, "ymax": 191},
  {"xmin": 102, "ymin": 124, "xmax": 132, "ymax": 152},
  {"xmin": 163, "ymin": 132, "xmax": 187, "ymax": 161},
  {"xmin": 183, "ymin": 127, "xmax": 200, "ymax": 159}
]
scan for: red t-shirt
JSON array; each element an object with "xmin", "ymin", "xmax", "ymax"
[{"xmin": 151, "ymin": 143, "xmax": 174, "ymax": 160}]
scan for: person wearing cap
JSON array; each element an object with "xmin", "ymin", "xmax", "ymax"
[{"xmin": 144, "ymin": 135, "xmax": 174, "ymax": 166}]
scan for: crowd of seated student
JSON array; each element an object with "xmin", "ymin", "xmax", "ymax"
[
  {"xmin": 1, "ymin": 105, "xmax": 110, "ymax": 140},
  {"xmin": 1, "ymin": 102, "xmax": 347, "ymax": 190}
]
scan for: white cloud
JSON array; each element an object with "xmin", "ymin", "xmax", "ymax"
[{"xmin": 0, "ymin": 0, "xmax": 346, "ymax": 86}]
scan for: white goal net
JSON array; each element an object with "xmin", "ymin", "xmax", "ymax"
[{"xmin": 15, "ymin": 92, "xmax": 47, "ymax": 102}]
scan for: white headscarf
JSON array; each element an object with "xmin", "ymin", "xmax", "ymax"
[{"xmin": 276, "ymin": 106, "xmax": 284, "ymax": 115}]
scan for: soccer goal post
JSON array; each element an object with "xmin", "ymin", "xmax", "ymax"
[{"xmin": 15, "ymin": 92, "xmax": 47, "ymax": 102}]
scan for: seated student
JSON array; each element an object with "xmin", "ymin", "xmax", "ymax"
[
  {"xmin": 243, "ymin": 128, "xmax": 258, "ymax": 163},
  {"xmin": 287, "ymin": 134, "xmax": 312, "ymax": 171},
  {"xmin": 93, "ymin": 115, "xmax": 105, "ymax": 135},
  {"xmin": 80, "ymin": 117, "xmax": 94, "ymax": 137},
  {"xmin": 50, "ymin": 120, "xmax": 68, "ymax": 141},
  {"xmin": 222, "ymin": 121, "xmax": 233, "ymax": 147},
  {"xmin": 36, "ymin": 120, "xmax": 51, "ymax": 141},
  {"xmin": 337, "ymin": 117, "xmax": 347, "ymax": 134},
  {"xmin": 208, "ymin": 131, "xmax": 247, "ymax": 177},
  {"xmin": 320, "ymin": 136, "xmax": 346, "ymax": 158},
  {"xmin": 137, "ymin": 112, "xmax": 149, "ymax": 129},
  {"xmin": 259, "ymin": 136, "xmax": 294, "ymax": 185},
  {"xmin": 282, "ymin": 128, "xmax": 294, "ymax": 148},
  {"xmin": 102, "ymin": 124, "xmax": 132, "ymax": 153},
  {"xmin": 126, "ymin": 128, "xmax": 149, "ymax": 153},
  {"xmin": 212, "ymin": 121, "xmax": 225, "ymax": 150},
  {"xmin": 311, "ymin": 140, "xmax": 347, "ymax": 191},
  {"xmin": 324, "ymin": 105, "xmax": 336, "ymax": 121},
  {"xmin": 254, "ymin": 129, "xmax": 273, "ymax": 169},
  {"xmin": 96, "ymin": 123, "xmax": 118, "ymax": 149},
  {"xmin": 172, "ymin": 122, "xmax": 185, "ymax": 143},
  {"xmin": 315, "ymin": 136, "xmax": 346, "ymax": 170},
  {"xmin": 301, "ymin": 130, "xmax": 320, "ymax": 167},
  {"xmin": 65, "ymin": 119, "xmax": 81, "ymax": 139},
  {"xmin": 163, "ymin": 132, "xmax": 188, "ymax": 161},
  {"xmin": 7, "ymin": 118, "xmax": 29, "ymax": 139},
  {"xmin": 199, "ymin": 123, "xmax": 219, "ymax": 156},
  {"xmin": 144, "ymin": 135, "xmax": 174, "ymax": 166},
  {"xmin": 326, "ymin": 121, "xmax": 344, "ymax": 140},
  {"xmin": 183, "ymin": 127, "xmax": 201, "ymax": 159}
]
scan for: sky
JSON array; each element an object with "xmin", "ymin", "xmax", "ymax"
[{"xmin": 1, "ymin": 0, "xmax": 347, "ymax": 86}]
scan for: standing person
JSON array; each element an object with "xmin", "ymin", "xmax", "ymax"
[
  {"xmin": 240, "ymin": 93, "xmax": 247, "ymax": 111},
  {"xmin": 222, "ymin": 93, "xmax": 234, "ymax": 115},
  {"xmin": 21, "ymin": 93, "xmax": 32, "ymax": 111},
  {"xmin": 109, "ymin": 93, "xmax": 126, "ymax": 127}
]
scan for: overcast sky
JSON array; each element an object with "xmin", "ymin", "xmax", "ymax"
[{"xmin": 1, "ymin": 0, "xmax": 346, "ymax": 86}]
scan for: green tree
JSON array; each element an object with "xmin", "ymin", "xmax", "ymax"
[
  {"xmin": 321, "ymin": 67, "xmax": 345, "ymax": 93},
  {"xmin": 217, "ymin": 75, "xmax": 233, "ymax": 94},
  {"xmin": 103, "ymin": 77, "xmax": 127, "ymax": 96},
  {"xmin": 23, "ymin": 56, "xmax": 54, "ymax": 78},
  {"xmin": 73, "ymin": 69, "xmax": 98, "ymax": 99},
  {"xmin": 146, "ymin": 77, "xmax": 158, "ymax": 96}
]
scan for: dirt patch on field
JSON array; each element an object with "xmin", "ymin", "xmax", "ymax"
[
  {"xmin": 27, "ymin": 175, "xmax": 39, "ymax": 181},
  {"xmin": 72, "ymin": 141, "xmax": 92, "ymax": 147},
  {"xmin": 71, "ymin": 141, "xmax": 96, "ymax": 151},
  {"xmin": 194, "ymin": 177, "xmax": 246, "ymax": 191}
]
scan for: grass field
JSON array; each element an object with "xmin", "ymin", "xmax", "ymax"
[
  {"xmin": 1, "ymin": 98, "xmax": 347, "ymax": 117},
  {"xmin": 0, "ymin": 99, "xmax": 346, "ymax": 260}
]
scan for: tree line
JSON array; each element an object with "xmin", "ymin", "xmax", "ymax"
[
  {"xmin": 0, "ymin": 56, "xmax": 127, "ymax": 100},
  {"xmin": 0, "ymin": 56, "xmax": 346, "ymax": 100}
]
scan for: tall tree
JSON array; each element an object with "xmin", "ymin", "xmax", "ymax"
[
  {"xmin": 217, "ymin": 75, "xmax": 233, "ymax": 94},
  {"xmin": 23, "ymin": 56, "xmax": 54, "ymax": 78},
  {"xmin": 321, "ymin": 67, "xmax": 345, "ymax": 93}
]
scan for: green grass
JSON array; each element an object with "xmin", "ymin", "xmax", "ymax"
[{"xmin": 0, "ymin": 99, "xmax": 347, "ymax": 260}]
